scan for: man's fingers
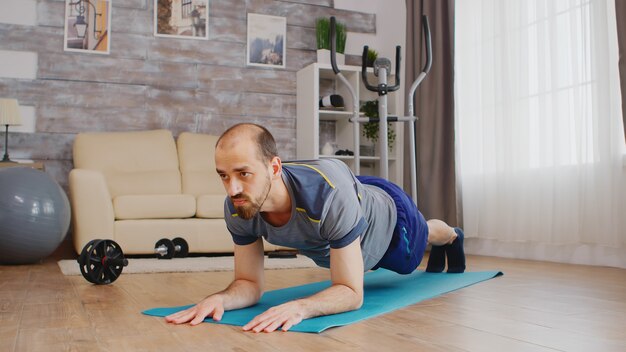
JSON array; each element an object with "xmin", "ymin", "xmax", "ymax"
[
  {"xmin": 212, "ymin": 306, "xmax": 224, "ymax": 321},
  {"xmin": 165, "ymin": 304, "xmax": 216, "ymax": 325},
  {"xmin": 166, "ymin": 308, "xmax": 195, "ymax": 323},
  {"xmin": 243, "ymin": 305, "xmax": 304, "ymax": 333},
  {"xmin": 263, "ymin": 320, "xmax": 284, "ymax": 333}
]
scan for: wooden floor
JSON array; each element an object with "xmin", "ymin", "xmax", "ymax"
[{"xmin": 1, "ymin": 249, "xmax": 625, "ymax": 352}]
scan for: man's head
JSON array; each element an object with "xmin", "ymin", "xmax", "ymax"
[{"xmin": 215, "ymin": 123, "xmax": 281, "ymax": 219}]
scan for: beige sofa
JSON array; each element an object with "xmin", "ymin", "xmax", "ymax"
[{"xmin": 69, "ymin": 129, "xmax": 281, "ymax": 255}]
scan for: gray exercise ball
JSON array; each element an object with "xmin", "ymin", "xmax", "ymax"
[{"xmin": 0, "ymin": 167, "xmax": 71, "ymax": 264}]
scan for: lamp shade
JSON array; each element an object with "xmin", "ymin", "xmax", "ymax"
[{"xmin": 0, "ymin": 98, "xmax": 23, "ymax": 126}]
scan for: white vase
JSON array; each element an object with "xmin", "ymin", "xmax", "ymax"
[
  {"xmin": 321, "ymin": 142, "xmax": 334, "ymax": 156},
  {"xmin": 317, "ymin": 49, "xmax": 345, "ymax": 66}
]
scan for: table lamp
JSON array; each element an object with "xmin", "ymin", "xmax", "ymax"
[{"xmin": 0, "ymin": 98, "xmax": 23, "ymax": 163}]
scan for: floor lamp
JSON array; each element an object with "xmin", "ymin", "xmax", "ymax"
[{"xmin": 0, "ymin": 98, "xmax": 23, "ymax": 163}]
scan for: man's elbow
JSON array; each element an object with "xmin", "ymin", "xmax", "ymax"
[{"xmin": 351, "ymin": 289, "xmax": 364, "ymax": 310}]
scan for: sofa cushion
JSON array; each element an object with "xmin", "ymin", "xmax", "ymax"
[
  {"xmin": 114, "ymin": 194, "xmax": 196, "ymax": 220},
  {"xmin": 196, "ymin": 194, "xmax": 226, "ymax": 218},
  {"xmin": 177, "ymin": 132, "xmax": 225, "ymax": 196},
  {"xmin": 73, "ymin": 130, "xmax": 181, "ymax": 197}
]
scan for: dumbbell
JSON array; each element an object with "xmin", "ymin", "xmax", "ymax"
[
  {"xmin": 154, "ymin": 237, "xmax": 189, "ymax": 259},
  {"xmin": 77, "ymin": 239, "xmax": 128, "ymax": 285}
]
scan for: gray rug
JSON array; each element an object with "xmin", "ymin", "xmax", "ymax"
[{"xmin": 58, "ymin": 255, "xmax": 318, "ymax": 275}]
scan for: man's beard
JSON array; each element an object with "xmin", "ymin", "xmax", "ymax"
[{"xmin": 231, "ymin": 177, "xmax": 271, "ymax": 220}]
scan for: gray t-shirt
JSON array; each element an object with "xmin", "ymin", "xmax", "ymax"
[{"xmin": 224, "ymin": 159, "xmax": 396, "ymax": 271}]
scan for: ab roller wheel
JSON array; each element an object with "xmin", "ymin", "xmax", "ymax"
[
  {"xmin": 77, "ymin": 236, "xmax": 191, "ymax": 284},
  {"xmin": 77, "ymin": 239, "xmax": 128, "ymax": 285}
]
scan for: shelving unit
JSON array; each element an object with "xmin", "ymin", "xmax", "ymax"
[{"xmin": 296, "ymin": 62, "xmax": 404, "ymax": 185}]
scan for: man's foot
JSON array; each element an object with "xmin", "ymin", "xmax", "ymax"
[
  {"xmin": 446, "ymin": 228, "xmax": 466, "ymax": 273},
  {"xmin": 425, "ymin": 245, "xmax": 445, "ymax": 273}
]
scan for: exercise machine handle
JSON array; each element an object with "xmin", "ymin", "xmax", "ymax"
[
  {"xmin": 390, "ymin": 45, "xmax": 401, "ymax": 92},
  {"xmin": 361, "ymin": 46, "xmax": 376, "ymax": 91},
  {"xmin": 422, "ymin": 15, "xmax": 432, "ymax": 74},
  {"xmin": 330, "ymin": 16, "xmax": 340, "ymax": 74},
  {"xmin": 361, "ymin": 45, "xmax": 401, "ymax": 95}
]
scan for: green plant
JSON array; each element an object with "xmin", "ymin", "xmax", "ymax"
[
  {"xmin": 316, "ymin": 18, "xmax": 346, "ymax": 53},
  {"xmin": 366, "ymin": 48, "xmax": 378, "ymax": 67},
  {"xmin": 360, "ymin": 100, "xmax": 395, "ymax": 151}
]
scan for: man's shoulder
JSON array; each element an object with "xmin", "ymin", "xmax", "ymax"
[{"xmin": 282, "ymin": 159, "xmax": 353, "ymax": 186}]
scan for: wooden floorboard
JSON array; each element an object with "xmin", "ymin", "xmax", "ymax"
[{"xmin": 1, "ymin": 252, "xmax": 625, "ymax": 352}]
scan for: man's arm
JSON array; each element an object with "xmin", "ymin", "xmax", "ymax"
[
  {"xmin": 165, "ymin": 238, "xmax": 265, "ymax": 325},
  {"xmin": 243, "ymin": 237, "xmax": 364, "ymax": 332}
]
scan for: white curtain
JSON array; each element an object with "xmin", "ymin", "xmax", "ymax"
[{"xmin": 455, "ymin": 0, "xmax": 626, "ymax": 268}]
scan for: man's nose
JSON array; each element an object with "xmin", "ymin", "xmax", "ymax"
[{"xmin": 227, "ymin": 179, "xmax": 243, "ymax": 196}]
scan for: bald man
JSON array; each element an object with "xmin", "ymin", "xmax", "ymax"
[{"xmin": 165, "ymin": 123, "xmax": 465, "ymax": 332}]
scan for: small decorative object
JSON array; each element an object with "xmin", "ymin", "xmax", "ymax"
[
  {"xmin": 154, "ymin": 0, "xmax": 209, "ymax": 40},
  {"xmin": 319, "ymin": 94, "xmax": 344, "ymax": 109},
  {"xmin": 64, "ymin": 0, "xmax": 112, "ymax": 54},
  {"xmin": 316, "ymin": 17, "xmax": 346, "ymax": 65},
  {"xmin": 321, "ymin": 141, "xmax": 334, "ymax": 155},
  {"xmin": 366, "ymin": 48, "xmax": 378, "ymax": 67},
  {"xmin": 335, "ymin": 149, "xmax": 354, "ymax": 156},
  {"xmin": 361, "ymin": 100, "xmax": 396, "ymax": 152},
  {"xmin": 247, "ymin": 13, "xmax": 286, "ymax": 68},
  {"xmin": 0, "ymin": 98, "xmax": 22, "ymax": 163}
]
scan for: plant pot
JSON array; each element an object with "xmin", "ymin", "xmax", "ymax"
[
  {"xmin": 360, "ymin": 145, "xmax": 375, "ymax": 156},
  {"xmin": 317, "ymin": 49, "xmax": 344, "ymax": 66}
]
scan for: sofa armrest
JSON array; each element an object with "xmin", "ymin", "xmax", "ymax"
[{"xmin": 69, "ymin": 169, "xmax": 115, "ymax": 254}]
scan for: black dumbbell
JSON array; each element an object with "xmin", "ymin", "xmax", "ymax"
[
  {"xmin": 154, "ymin": 237, "xmax": 189, "ymax": 259},
  {"xmin": 77, "ymin": 239, "xmax": 128, "ymax": 285}
]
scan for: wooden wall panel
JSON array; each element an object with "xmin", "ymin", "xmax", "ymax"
[{"xmin": 0, "ymin": 0, "xmax": 375, "ymax": 191}]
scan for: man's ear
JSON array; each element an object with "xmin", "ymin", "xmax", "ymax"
[{"xmin": 270, "ymin": 156, "xmax": 282, "ymax": 178}]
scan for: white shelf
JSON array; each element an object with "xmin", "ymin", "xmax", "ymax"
[{"xmin": 296, "ymin": 63, "xmax": 404, "ymax": 185}]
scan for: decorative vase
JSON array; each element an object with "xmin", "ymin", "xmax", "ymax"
[
  {"xmin": 321, "ymin": 142, "xmax": 334, "ymax": 156},
  {"xmin": 317, "ymin": 49, "xmax": 345, "ymax": 66}
]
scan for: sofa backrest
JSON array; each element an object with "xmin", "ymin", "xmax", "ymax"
[
  {"xmin": 177, "ymin": 132, "xmax": 225, "ymax": 196},
  {"xmin": 73, "ymin": 130, "xmax": 182, "ymax": 197}
]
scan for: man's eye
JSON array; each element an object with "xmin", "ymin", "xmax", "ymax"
[
  {"xmin": 240, "ymin": 172, "xmax": 251, "ymax": 177},
  {"xmin": 219, "ymin": 174, "xmax": 228, "ymax": 180}
]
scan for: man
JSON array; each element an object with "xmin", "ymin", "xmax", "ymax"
[{"xmin": 165, "ymin": 123, "xmax": 465, "ymax": 332}]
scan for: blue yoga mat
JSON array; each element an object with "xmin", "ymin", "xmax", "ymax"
[{"xmin": 143, "ymin": 269, "xmax": 502, "ymax": 333}]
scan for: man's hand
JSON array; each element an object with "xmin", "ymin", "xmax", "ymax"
[
  {"xmin": 243, "ymin": 300, "xmax": 305, "ymax": 333},
  {"xmin": 165, "ymin": 240, "xmax": 265, "ymax": 327},
  {"xmin": 243, "ymin": 238, "xmax": 365, "ymax": 333},
  {"xmin": 165, "ymin": 295, "xmax": 225, "ymax": 326}
]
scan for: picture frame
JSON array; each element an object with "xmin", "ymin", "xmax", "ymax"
[
  {"xmin": 246, "ymin": 13, "xmax": 286, "ymax": 68},
  {"xmin": 63, "ymin": 0, "xmax": 112, "ymax": 54},
  {"xmin": 154, "ymin": 0, "xmax": 209, "ymax": 40}
]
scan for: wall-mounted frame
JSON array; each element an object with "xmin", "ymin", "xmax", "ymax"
[
  {"xmin": 247, "ymin": 13, "xmax": 286, "ymax": 68},
  {"xmin": 154, "ymin": 0, "xmax": 209, "ymax": 40},
  {"xmin": 63, "ymin": 0, "xmax": 112, "ymax": 54}
]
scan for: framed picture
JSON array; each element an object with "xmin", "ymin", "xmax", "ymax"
[
  {"xmin": 63, "ymin": 0, "xmax": 112, "ymax": 54},
  {"xmin": 247, "ymin": 13, "xmax": 286, "ymax": 68},
  {"xmin": 154, "ymin": 0, "xmax": 209, "ymax": 40}
]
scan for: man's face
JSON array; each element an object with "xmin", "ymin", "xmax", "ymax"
[{"xmin": 215, "ymin": 139, "xmax": 272, "ymax": 219}]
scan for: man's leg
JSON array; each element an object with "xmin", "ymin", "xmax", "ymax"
[
  {"xmin": 426, "ymin": 219, "xmax": 456, "ymax": 245},
  {"xmin": 425, "ymin": 220, "xmax": 466, "ymax": 273}
]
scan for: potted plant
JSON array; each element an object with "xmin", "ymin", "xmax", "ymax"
[
  {"xmin": 360, "ymin": 100, "xmax": 395, "ymax": 155},
  {"xmin": 366, "ymin": 48, "xmax": 378, "ymax": 67},
  {"xmin": 316, "ymin": 17, "xmax": 346, "ymax": 65}
]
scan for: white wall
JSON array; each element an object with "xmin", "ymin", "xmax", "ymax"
[
  {"xmin": 334, "ymin": 0, "xmax": 407, "ymax": 114},
  {"xmin": 334, "ymin": 0, "xmax": 406, "ymax": 65}
]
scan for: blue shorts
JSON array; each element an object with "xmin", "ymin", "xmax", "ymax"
[{"xmin": 357, "ymin": 176, "xmax": 428, "ymax": 274}]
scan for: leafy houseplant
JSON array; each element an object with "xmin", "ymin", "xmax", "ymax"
[
  {"xmin": 315, "ymin": 18, "xmax": 346, "ymax": 65},
  {"xmin": 316, "ymin": 17, "xmax": 346, "ymax": 53},
  {"xmin": 366, "ymin": 48, "xmax": 378, "ymax": 67},
  {"xmin": 361, "ymin": 100, "xmax": 395, "ymax": 152}
]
